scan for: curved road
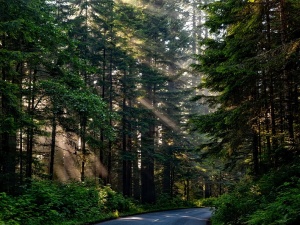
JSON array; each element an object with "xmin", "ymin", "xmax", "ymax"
[{"xmin": 96, "ymin": 208, "xmax": 212, "ymax": 225}]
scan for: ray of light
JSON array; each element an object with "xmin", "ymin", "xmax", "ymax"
[{"xmin": 138, "ymin": 97, "xmax": 180, "ymax": 132}]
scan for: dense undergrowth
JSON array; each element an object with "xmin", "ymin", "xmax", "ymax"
[
  {"xmin": 202, "ymin": 162, "xmax": 300, "ymax": 225},
  {"xmin": 0, "ymin": 180, "xmax": 196, "ymax": 225}
]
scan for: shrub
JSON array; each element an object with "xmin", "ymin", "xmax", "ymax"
[
  {"xmin": 0, "ymin": 192, "xmax": 20, "ymax": 225},
  {"xmin": 100, "ymin": 186, "xmax": 134, "ymax": 213},
  {"xmin": 210, "ymin": 163, "xmax": 300, "ymax": 225},
  {"xmin": 247, "ymin": 181, "xmax": 300, "ymax": 225},
  {"xmin": 0, "ymin": 180, "xmax": 141, "ymax": 225}
]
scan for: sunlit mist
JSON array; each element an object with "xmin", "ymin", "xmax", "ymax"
[{"xmin": 138, "ymin": 97, "xmax": 180, "ymax": 132}]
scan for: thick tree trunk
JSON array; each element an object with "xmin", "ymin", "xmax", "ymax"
[
  {"xmin": 162, "ymin": 145, "xmax": 172, "ymax": 197},
  {"xmin": 141, "ymin": 116, "xmax": 156, "ymax": 203},
  {"xmin": 0, "ymin": 133, "xmax": 17, "ymax": 192},
  {"xmin": 49, "ymin": 112, "xmax": 57, "ymax": 180},
  {"xmin": 132, "ymin": 147, "xmax": 141, "ymax": 200}
]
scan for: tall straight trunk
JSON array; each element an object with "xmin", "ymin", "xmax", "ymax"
[
  {"xmin": 133, "ymin": 119, "xmax": 141, "ymax": 200},
  {"xmin": 99, "ymin": 30, "xmax": 107, "ymax": 181},
  {"xmin": 263, "ymin": 1, "xmax": 272, "ymax": 168},
  {"xmin": 1, "ymin": 133, "xmax": 17, "ymax": 192},
  {"xmin": 252, "ymin": 129, "xmax": 259, "ymax": 176},
  {"xmin": 106, "ymin": 44, "xmax": 113, "ymax": 185},
  {"xmin": 162, "ymin": 130, "xmax": 172, "ymax": 197},
  {"xmin": 141, "ymin": 113, "xmax": 155, "ymax": 203},
  {"xmin": 269, "ymin": 76, "xmax": 276, "ymax": 136},
  {"xmin": 127, "ymin": 99, "xmax": 133, "ymax": 194},
  {"xmin": 25, "ymin": 111, "xmax": 34, "ymax": 179},
  {"xmin": 99, "ymin": 128, "xmax": 104, "ymax": 180},
  {"xmin": 1, "ymin": 81, "xmax": 17, "ymax": 191},
  {"xmin": 141, "ymin": 64, "xmax": 156, "ymax": 203},
  {"xmin": 122, "ymin": 70, "xmax": 132, "ymax": 196},
  {"xmin": 122, "ymin": 131, "xmax": 132, "ymax": 197},
  {"xmin": 262, "ymin": 75, "xmax": 272, "ymax": 167},
  {"xmin": 170, "ymin": 160, "xmax": 174, "ymax": 198},
  {"xmin": 25, "ymin": 69, "xmax": 37, "ymax": 179},
  {"xmin": 258, "ymin": 120, "xmax": 263, "ymax": 167},
  {"xmin": 269, "ymin": 76, "xmax": 279, "ymax": 166},
  {"xmin": 162, "ymin": 152, "xmax": 171, "ymax": 196},
  {"xmin": 252, "ymin": 80, "xmax": 260, "ymax": 175},
  {"xmin": 106, "ymin": 5, "xmax": 114, "ymax": 184},
  {"xmin": 80, "ymin": 114, "xmax": 87, "ymax": 181},
  {"xmin": 132, "ymin": 155, "xmax": 140, "ymax": 200},
  {"xmin": 19, "ymin": 127, "xmax": 23, "ymax": 185},
  {"xmin": 83, "ymin": 0, "xmax": 89, "ymax": 85},
  {"xmin": 279, "ymin": 0, "xmax": 294, "ymax": 142},
  {"xmin": 49, "ymin": 111, "xmax": 57, "ymax": 180},
  {"xmin": 0, "ymin": 60, "xmax": 17, "ymax": 191},
  {"xmin": 18, "ymin": 63, "xmax": 24, "ymax": 185},
  {"xmin": 81, "ymin": 0, "xmax": 88, "ymax": 182}
]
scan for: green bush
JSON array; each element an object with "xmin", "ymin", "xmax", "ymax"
[
  {"xmin": 0, "ymin": 179, "xmax": 206, "ymax": 225},
  {"xmin": 210, "ymin": 164, "xmax": 300, "ymax": 225},
  {"xmin": 57, "ymin": 181, "xmax": 101, "ymax": 219},
  {"xmin": 247, "ymin": 182, "xmax": 300, "ymax": 225},
  {"xmin": 100, "ymin": 186, "xmax": 134, "ymax": 212},
  {"xmin": 0, "ymin": 180, "xmax": 139, "ymax": 225},
  {"xmin": 0, "ymin": 192, "xmax": 20, "ymax": 225},
  {"xmin": 200, "ymin": 197, "xmax": 218, "ymax": 207}
]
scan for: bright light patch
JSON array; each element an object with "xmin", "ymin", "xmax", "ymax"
[{"xmin": 138, "ymin": 97, "xmax": 179, "ymax": 132}]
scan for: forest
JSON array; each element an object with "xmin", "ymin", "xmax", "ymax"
[{"xmin": 1, "ymin": 0, "xmax": 300, "ymax": 224}]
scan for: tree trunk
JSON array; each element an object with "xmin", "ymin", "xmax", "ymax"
[
  {"xmin": 141, "ymin": 114, "xmax": 156, "ymax": 203},
  {"xmin": 80, "ymin": 114, "xmax": 87, "ymax": 182},
  {"xmin": 49, "ymin": 111, "xmax": 57, "ymax": 180},
  {"xmin": 106, "ymin": 16, "xmax": 114, "ymax": 185},
  {"xmin": 99, "ymin": 29, "xmax": 107, "ymax": 181},
  {"xmin": 1, "ymin": 63, "xmax": 17, "ymax": 192},
  {"xmin": 122, "ymin": 70, "xmax": 132, "ymax": 196},
  {"xmin": 25, "ymin": 69, "xmax": 37, "ymax": 179},
  {"xmin": 162, "ymin": 145, "xmax": 172, "ymax": 197},
  {"xmin": 133, "ymin": 118, "xmax": 141, "ymax": 200},
  {"xmin": 252, "ymin": 129, "xmax": 259, "ymax": 176}
]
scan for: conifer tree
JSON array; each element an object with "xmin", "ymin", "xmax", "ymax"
[{"xmin": 192, "ymin": 0, "xmax": 300, "ymax": 176}]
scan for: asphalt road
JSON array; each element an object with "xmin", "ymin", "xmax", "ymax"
[{"xmin": 95, "ymin": 208, "xmax": 212, "ymax": 225}]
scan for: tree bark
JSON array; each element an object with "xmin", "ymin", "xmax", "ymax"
[
  {"xmin": 141, "ymin": 114, "xmax": 156, "ymax": 203},
  {"xmin": 49, "ymin": 111, "xmax": 57, "ymax": 180}
]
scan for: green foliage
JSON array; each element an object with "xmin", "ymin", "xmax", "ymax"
[
  {"xmin": 210, "ymin": 162, "xmax": 300, "ymax": 225},
  {"xmin": 0, "ymin": 81, "xmax": 21, "ymax": 134},
  {"xmin": 200, "ymin": 197, "xmax": 218, "ymax": 207},
  {"xmin": 192, "ymin": 0, "xmax": 300, "ymax": 193},
  {"xmin": 153, "ymin": 194, "xmax": 195, "ymax": 209},
  {"xmin": 248, "ymin": 185, "xmax": 300, "ymax": 225},
  {"xmin": 0, "ymin": 179, "xmax": 202, "ymax": 225},
  {"xmin": 100, "ymin": 186, "xmax": 136, "ymax": 212},
  {"xmin": 0, "ymin": 180, "xmax": 136, "ymax": 225}
]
